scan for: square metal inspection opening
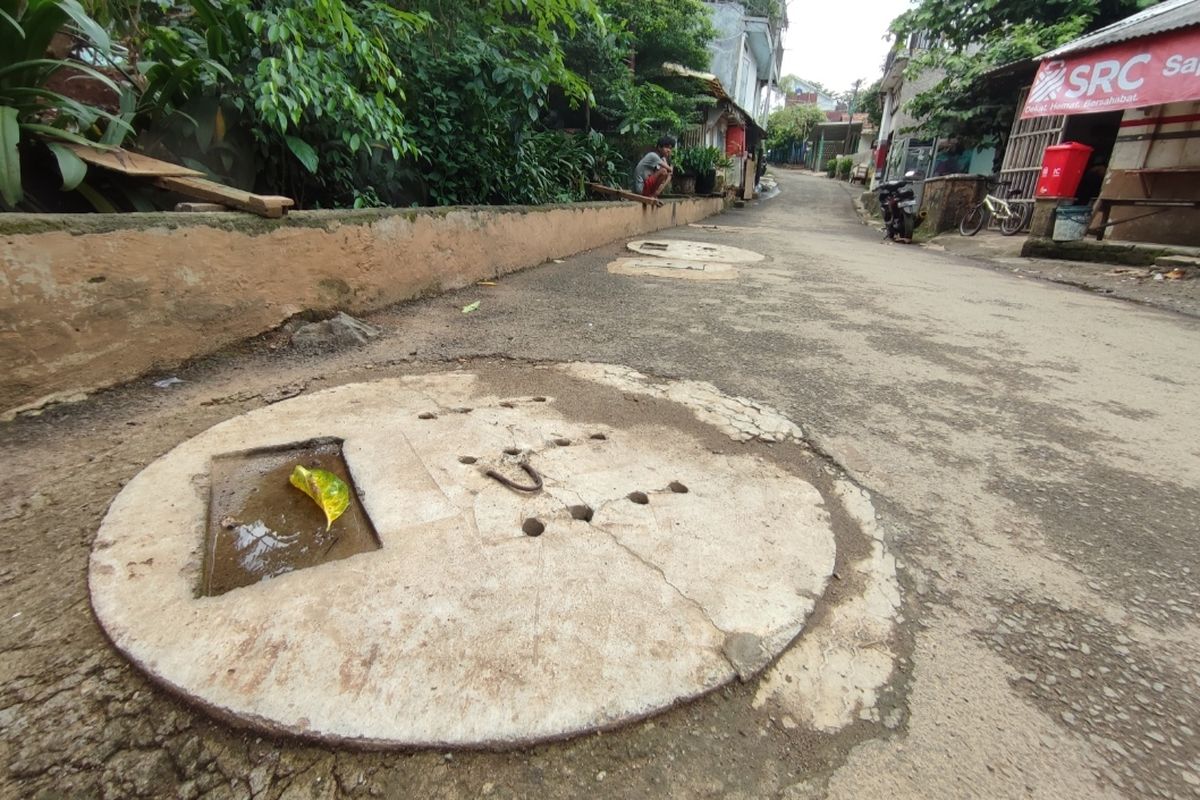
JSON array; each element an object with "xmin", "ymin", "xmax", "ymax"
[{"xmin": 202, "ymin": 437, "xmax": 380, "ymax": 597}]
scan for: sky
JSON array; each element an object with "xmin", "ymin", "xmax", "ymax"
[{"xmin": 779, "ymin": 0, "xmax": 914, "ymax": 94}]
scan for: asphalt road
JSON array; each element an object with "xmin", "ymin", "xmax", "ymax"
[{"xmin": 2, "ymin": 169, "xmax": 1198, "ymax": 799}]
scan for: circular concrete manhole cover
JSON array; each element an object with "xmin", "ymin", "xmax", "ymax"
[
  {"xmin": 627, "ymin": 239, "xmax": 765, "ymax": 263},
  {"xmin": 90, "ymin": 363, "xmax": 834, "ymax": 747},
  {"xmin": 607, "ymin": 257, "xmax": 737, "ymax": 280}
]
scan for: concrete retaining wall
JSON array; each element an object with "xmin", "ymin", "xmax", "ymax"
[
  {"xmin": 919, "ymin": 175, "xmax": 986, "ymax": 235},
  {"xmin": 1, "ymin": 198, "xmax": 723, "ymax": 417}
]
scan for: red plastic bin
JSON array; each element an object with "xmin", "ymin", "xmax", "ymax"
[{"xmin": 1035, "ymin": 142, "xmax": 1094, "ymax": 199}]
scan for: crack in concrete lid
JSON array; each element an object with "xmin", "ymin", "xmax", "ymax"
[
  {"xmin": 89, "ymin": 365, "xmax": 834, "ymax": 748},
  {"xmin": 626, "ymin": 239, "xmax": 766, "ymax": 263}
]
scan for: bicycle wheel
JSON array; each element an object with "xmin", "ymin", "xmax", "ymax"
[
  {"xmin": 1000, "ymin": 202, "xmax": 1030, "ymax": 236},
  {"xmin": 959, "ymin": 203, "xmax": 986, "ymax": 236}
]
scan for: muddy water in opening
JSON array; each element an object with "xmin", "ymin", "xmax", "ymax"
[{"xmin": 202, "ymin": 437, "xmax": 380, "ymax": 597}]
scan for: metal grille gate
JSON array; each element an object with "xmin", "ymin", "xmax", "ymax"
[{"xmin": 999, "ymin": 87, "xmax": 1066, "ymax": 202}]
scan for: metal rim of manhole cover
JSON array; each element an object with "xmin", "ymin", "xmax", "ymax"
[
  {"xmin": 626, "ymin": 239, "xmax": 765, "ymax": 263},
  {"xmin": 607, "ymin": 257, "xmax": 738, "ymax": 280},
  {"xmin": 89, "ymin": 362, "xmax": 835, "ymax": 748}
]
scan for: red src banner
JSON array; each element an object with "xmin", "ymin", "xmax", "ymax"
[{"xmin": 1022, "ymin": 25, "xmax": 1200, "ymax": 118}]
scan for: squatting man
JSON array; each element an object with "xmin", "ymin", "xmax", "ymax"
[{"xmin": 633, "ymin": 136, "xmax": 676, "ymax": 198}]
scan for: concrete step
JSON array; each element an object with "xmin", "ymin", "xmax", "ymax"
[{"xmin": 1154, "ymin": 254, "xmax": 1200, "ymax": 272}]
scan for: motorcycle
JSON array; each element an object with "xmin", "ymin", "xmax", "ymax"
[{"xmin": 877, "ymin": 171, "xmax": 923, "ymax": 242}]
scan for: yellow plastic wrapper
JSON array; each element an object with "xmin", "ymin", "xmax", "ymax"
[{"xmin": 289, "ymin": 465, "xmax": 350, "ymax": 531}]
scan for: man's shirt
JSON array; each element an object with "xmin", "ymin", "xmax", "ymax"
[{"xmin": 634, "ymin": 151, "xmax": 667, "ymax": 192}]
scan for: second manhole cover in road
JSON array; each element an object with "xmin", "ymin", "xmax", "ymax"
[
  {"xmin": 627, "ymin": 239, "xmax": 765, "ymax": 263},
  {"xmin": 90, "ymin": 362, "xmax": 835, "ymax": 748},
  {"xmin": 607, "ymin": 257, "xmax": 737, "ymax": 280}
]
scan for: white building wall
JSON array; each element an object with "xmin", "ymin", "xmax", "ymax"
[{"xmin": 704, "ymin": 3, "xmax": 748, "ymax": 98}]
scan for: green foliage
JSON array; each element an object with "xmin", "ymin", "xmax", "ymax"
[
  {"xmin": 510, "ymin": 130, "xmax": 623, "ymax": 203},
  {"xmin": 135, "ymin": 0, "xmax": 425, "ymax": 206},
  {"xmin": 825, "ymin": 158, "xmax": 837, "ymax": 176},
  {"xmin": 673, "ymin": 145, "xmax": 720, "ymax": 176},
  {"xmin": 890, "ymin": 0, "xmax": 1153, "ymax": 52},
  {"xmin": 589, "ymin": 0, "xmax": 717, "ymax": 133},
  {"xmin": 0, "ymin": 0, "xmax": 129, "ymax": 207},
  {"xmin": 766, "ymin": 104, "xmax": 826, "ymax": 152},
  {"xmin": 741, "ymin": 0, "xmax": 786, "ymax": 27},
  {"xmin": 10, "ymin": 0, "xmax": 718, "ymax": 210},
  {"xmin": 892, "ymin": 0, "xmax": 1155, "ymax": 149},
  {"xmin": 836, "ymin": 156, "xmax": 852, "ymax": 179},
  {"xmin": 858, "ymin": 79, "xmax": 883, "ymax": 129},
  {"xmin": 395, "ymin": 2, "xmax": 602, "ymax": 205}
]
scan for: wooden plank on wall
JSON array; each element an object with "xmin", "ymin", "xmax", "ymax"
[
  {"xmin": 586, "ymin": 182, "xmax": 663, "ymax": 207},
  {"xmin": 153, "ymin": 176, "xmax": 294, "ymax": 218},
  {"xmin": 65, "ymin": 144, "xmax": 205, "ymax": 177}
]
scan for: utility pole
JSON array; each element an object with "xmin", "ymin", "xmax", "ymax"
[{"xmin": 842, "ymin": 78, "xmax": 863, "ymax": 159}]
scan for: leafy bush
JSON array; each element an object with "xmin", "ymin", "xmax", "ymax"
[
  {"xmin": 0, "ymin": 0, "xmax": 129, "ymax": 207},
  {"xmin": 393, "ymin": 2, "xmax": 596, "ymax": 206},
  {"xmin": 767, "ymin": 104, "xmax": 825, "ymax": 153},
  {"xmin": 505, "ymin": 130, "xmax": 622, "ymax": 205},
  {"xmin": 133, "ymin": 0, "xmax": 424, "ymax": 207},
  {"xmin": 673, "ymin": 145, "xmax": 720, "ymax": 177},
  {"xmin": 825, "ymin": 158, "xmax": 837, "ymax": 177},
  {"xmin": 7, "ymin": 0, "xmax": 720, "ymax": 210},
  {"xmin": 836, "ymin": 156, "xmax": 853, "ymax": 179},
  {"xmin": 583, "ymin": 0, "xmax": 717, "ymax": 134}
]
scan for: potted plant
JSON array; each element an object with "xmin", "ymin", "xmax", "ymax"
[
  {"xmin": 670, "ymin": 146, "xmax": 701, "ymax": 195},
  {"xmin": 693, "ymin": 146, "xmax": 721, "ymax": 194},
  {"xmin": 825, "ymin": 158, "xmax": 837, "ymax": 178}
]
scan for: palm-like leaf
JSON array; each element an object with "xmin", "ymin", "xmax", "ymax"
[
  {"xmin": 0, "ymin": 0, "xmax": 121, "ymax": 206},
  {"xmin": 0, "ymin": 105, "xmax": 20, "ymax": 206}
]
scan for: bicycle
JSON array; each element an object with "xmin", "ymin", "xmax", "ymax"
[{"xmin": 959, "ymin": 180, "xmax": 1031, "ymax": 236}]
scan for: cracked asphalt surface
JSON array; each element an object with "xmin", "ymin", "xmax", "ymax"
[{"xmin": 2, "ymin": 170, "xmax": 1198, "ymax": 799}]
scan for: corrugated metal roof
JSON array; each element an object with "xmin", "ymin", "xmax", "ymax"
[
  {"xmin": 661, "ymin": 62, "xmax": 767, "ymax": 133},
  {"xmin": 1040, "ymin": 0, "xmax": 1200, "ymax": 59}
]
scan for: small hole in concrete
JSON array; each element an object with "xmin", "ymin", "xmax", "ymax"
[
  {"xmin": 533, "ymin": 396, "xmax": 548, "ymax": 402},
  {"xmin": 554, "ymin": 438, "xmax": 571, "ymax": 446},
  {"xmin": 453, "ymin": 407, "xmax": 473, "ymax": 414},
  {"xmin": 522, "ymin": 518, "xmax": 545, "ymax": 537},
  {"xmin": 504, "ymin": 447, "xmax": 522, "ymax": 456},
  {"xmin": 668, "ymin": 481, "xmax": 689, "ymax": 494},
  {"xmin": 628, "ymin": 491, "xmax": 649, "ymax": 505},
  {"xmin": 458, "ymin": 456, "xmax": 478, "ymax": 464},
  {"xmin": 589, "ymin": 433, "xmax": 607, "ymax": 441},
  {"xmin": 418, "ymin": 412, "xmax": 437, "ymax": 420},
  {"xmin": 569, "ymin": 505, "xmax": 594, "ymax": 522},
  {"xmin": 500, "ymin": 401, "xmax": 515, "ymax": 409}
]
